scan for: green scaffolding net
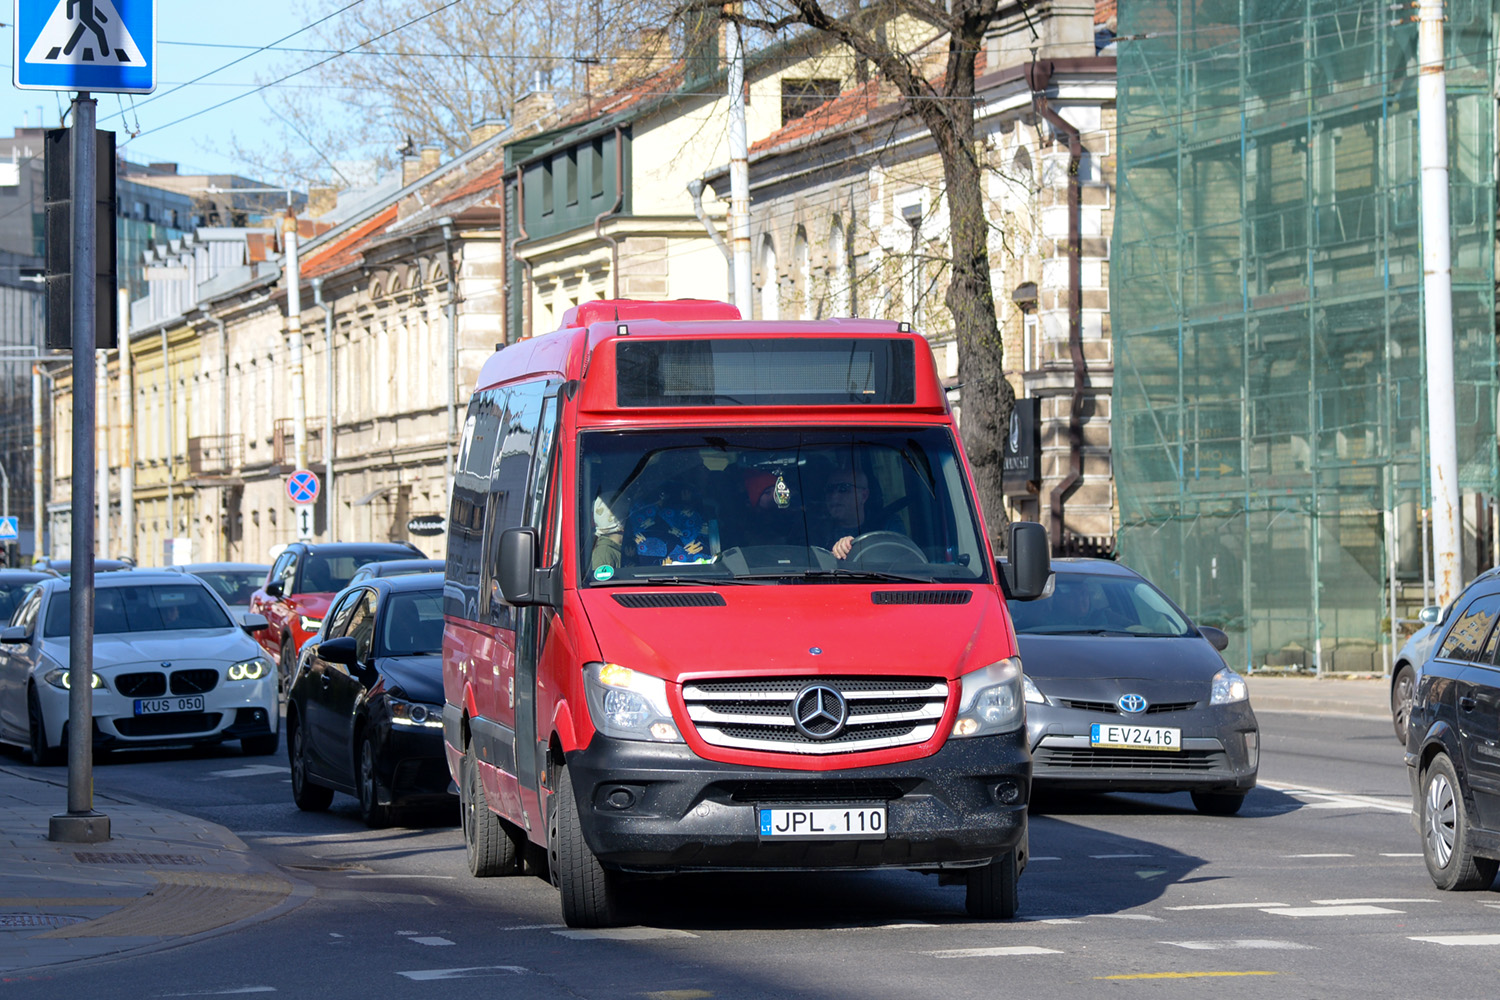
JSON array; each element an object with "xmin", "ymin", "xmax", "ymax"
[{"xmin": 1112, "ymin": 0, "xmax": 1498, "ymax": 674}]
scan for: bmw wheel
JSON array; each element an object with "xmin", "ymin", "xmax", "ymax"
[
  {"xmin": 27, "ymin": 686, "xmax": 63, "ymax": 767},
  {"xmin": 1422, "ymin": 753, "xmax": 1499, "ymax": 891}
]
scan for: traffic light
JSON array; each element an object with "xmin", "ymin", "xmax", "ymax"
[{"xmin": 44, "ymin": 127, "xmax": 117, "ymax": 350}]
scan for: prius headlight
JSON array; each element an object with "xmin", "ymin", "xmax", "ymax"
[
  {"xmin": 1022, "ymin": 674, "xmax": 1048, "ymax": 705},
  {"xmin": 583, "ymin": 662, "xmax": 682, "ymax": 742},
  {"xmin": 227, "ymin": 656, "xmax": 273, "ymax": 682},
  {"xmin": 43, "ymin": 668, "xmax": 106, "ymax": 691},
  {"xmin": 1210, "ymin": 667, "xmax": 1249, "ymax": 705},
  {"xmin": 951, "ymin": 657, "xmax": 1024, "ymax": 737}
]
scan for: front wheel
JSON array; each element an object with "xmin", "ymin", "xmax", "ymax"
[
  {"xmin": 358, "ymin": 732, "xmax": 392, "ymax": 828},
  {"xmin": 1422, "ymin": 753, "xmax": 1499, "ymax": 891},
  {"xmin": 1191, "ymin": 791, "xmax": 1247, "ymax": 816},
  {"xmin": 551, "ymin": 765, "xmax": 622, "ymax": 927},
  {"xmin": 965, "ymin": 850, "xmax": 1019, "ymax": 919},
  {"xmin": 1392, "ymin": 666, "xmax": 1415, "ymax": 745},
  {"xmin": 27, "ymin": 686, "xmax": 63, "ymax": 767},
  {"xmin": 289, "ymin": 718, "xmax": 333, "ymax": 812}
]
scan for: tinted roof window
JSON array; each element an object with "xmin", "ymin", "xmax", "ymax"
[{"xmin": 44, "ymin": 583, "xmax": 232, "ymax": 637}]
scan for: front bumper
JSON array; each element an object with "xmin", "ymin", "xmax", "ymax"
[
  {"xmin": 377, "ymin": 722, "xmax": 456, "ymax": 806},
  {"xmin": 1026, "ymin": 700, "xmax": 1258, "ymax": 794},
  {"xmin": 564, "ymin": 733, "xmax": 1030, "ymax": 873},
  {"xmin": 36, "ymin": 674, "xmax": 279, "ymax": 751}
]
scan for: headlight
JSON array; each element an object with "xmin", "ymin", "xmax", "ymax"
[
  {"xmin": 227, "ymin": 657, "xmax": 273, "ymax": 682},
  {"xmin": 390, "ymin": 696, "xmax": 444, "ymax": 728},
  {"xmin": 1022, "ymin": 674, "xmax": 1047, "ymax": 705},
  {"xmin": 43, "ymin": 668, "xmax": 106, "ymax": 691},
  {"xmin": 583, "ymin": 662, "xmax": 682, "ymax": 742},
  {"xmin": 299, "ymin": 616, "xmax": 323, "ymax": 633},
  {"xmin": 951, "ymin": 657, "xmax": 1024, "ymax": 737},
  {"xmin": 1210, "ymin": 667, "xmax": 1249, "ymax": 705}
]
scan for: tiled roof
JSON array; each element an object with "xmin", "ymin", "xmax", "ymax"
[
  {"xmin": 750, "ymin": 79, "xmax": 883, "ymax": 156},
  {"xmin": 302, "ymin": 204, "xmax": 398, "ymax": 279},
  {"xmin": 1095, "ymin": 0, "xmax": 1116, "ymax": 24},
  {"xmin": 438, "ymin": 164, "xmax": 506, "ymax": 206}
]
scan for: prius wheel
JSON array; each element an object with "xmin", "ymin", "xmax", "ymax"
[
  {"xmin": 965, "ymin": 849, "xmax": 1019, "ymax": 919},
  {"xmin": 1392, "ymin": 666, "xmax": 1415, "ymax": 745},
  {"xmin": 460, "ymin": 743, "xmax": 521, "ymax": 877},
  {"xmin": 358, "ymin": 733, "xmax": 392, "ymax": 829},
  {"xmin": 289, "ymin": 718, "xmax": 333, "ymax": 812},
  {"xmin": 1422, "ymin": 754, "xmax": 1499, "ymax": 891},
  {"xmin": 26, "ymin": 686, "xmax": 63, "ymax": 767},
  {"xmin": 552, "ymin": 765, "xmax": 622, "ymax": 927},
  {"xmin": 1191, "ymin": 791, "xmax": 1246, "ymax": 816}
]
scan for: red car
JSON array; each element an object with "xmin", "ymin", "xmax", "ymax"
[{"xmin": 250, "ymin": 542, "xmax": 426, "ymax": 687}]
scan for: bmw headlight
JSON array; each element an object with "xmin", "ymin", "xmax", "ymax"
[
  {"xmin": 227, "ymin": 657, "xmax": 273, "ymax": 682},
  {"xmin": 1210, "ymin": 667, "xmax": 1249, "ymax": 705},
  {"xmin": 583, "ymin": 662, "xmax": 682, "ymax": 742},
  {"xmin": 390, "ymin": 696, "xmax": 443, "ymax": 728},
  {"xmin": 299, "ymin": 616, "xmax": 323, "ymax": 633},
  {"xmin": 43, "ymin": 668, "xmax": 106, "ymax": 691},
  {"xmin": 1022, "ymin": 674, "xmax": 1047, "ymax": 705},
  {"xmin": 952, "ymin": 657, "xmax": 1024, "ymax": 737}
]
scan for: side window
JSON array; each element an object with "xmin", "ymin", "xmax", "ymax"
[
  {"xmin": 480, "ymin": 381, "xmax": 546, "ymax": 626},
  {"xmin": 530, "ymin": 389, "xmax": 562, "ymax": 564},
  {"xmin": 1438, "ymin": 594, "xmax": 1500, "ymax": 663},
  {"xmin": 13, "ymin": 590, "xmax": 41, "ymax": 632},
  {"xmin": 445, "ymin": 388, "xmax": 507, "ymax": 621},
  {"xmin": 344, "ymin": 591, "xmax": 379, "ymax": 663},
  {"xmin": 324, "ymin": 592, "xmax": 360, "ymax": 638},
  {"xmin": 268, "ymin": 553, "xmax": 292, "ymax": 590},
  {"xmin": 279, "ymin": 551, "xmax": 300, "ymax": 593}
]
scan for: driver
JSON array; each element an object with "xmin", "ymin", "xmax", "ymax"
[{"xmin": 821, "ymin": 468, "xmax": 872, "ymax": 560}]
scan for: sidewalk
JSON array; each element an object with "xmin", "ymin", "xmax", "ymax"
[
  {"xmin": 1246, "ymin": 673, "xmax": 1389, "ymax": 720},
  {"xmin": 0, "ymin": 763, "xmax": 308, "ymax": 974}
]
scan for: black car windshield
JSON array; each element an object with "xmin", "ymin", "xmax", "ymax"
[
  {"xmin": 193, "ymin": 570, "xmax": 265, "ymax": 606},
  {"xmin": 301, "ymin": 551, "xmax": 411, "ymax": 594},
  {"xmin": 578, "ymin": 428, "xmax": 990, "ymax": 585},
  {"xmin": 380, "ymin": 591, "xmax": 444, "ymax": 655},
  {"xmin": 44, "ymin": 584, "xmax": 233, "ymax": 637},
  {"xmin": 1008, "ymin": 572, "xmax": 1193, "ymax": 637}
]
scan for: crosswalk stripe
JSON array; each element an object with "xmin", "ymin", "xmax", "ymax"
[
  {"xmin": 1267, "ymin": 905, "xmax": 1401, "ymax": 916},
  {"xmin": 1409, "ymin": 934, "xmax": 1500, "ymax": 946},
  {"xmin": 1162, "ymin": 939, "xmax": 1315, "ymax": 951},
  {"xmin": 1309, "ymin": 898, "xmax": 1435, "ymax": 905},
  {"xmin": 1166, "ymin": 903, "xmax": 1288, "ymax": 910},
  {"xmin": 924, "ymin": 946, "xmax": 1062, "ymax": 957}
]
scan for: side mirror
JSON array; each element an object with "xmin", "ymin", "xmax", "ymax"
[
  {"xmin": 1002, "ymin": 521, "xmax": 1052, "ymax": 601},
  {"xmin": 265, "ymin": 580, "xmax": 284, "ymax": 598},
  {"xmin": 1198, "ymin": 626, "xmax": 1230, "ymax": 652},
  {"xmin": 0, "ymin": 626, "xmax": 31, "ymax": 645},
  {"xmin": 240, "ymin": 612, "xmax": 270, "ymax": 634},
  {"xmin": 319, "ymin": 636, "xmax": 359, "ymax": 666},
  {"xmin": 1419, "ymin": 605, "xmax": 1442, "ymax": 625},
  {"xmin": 498, "ymin": 527, "xmax": 560, "ymax": 607}
]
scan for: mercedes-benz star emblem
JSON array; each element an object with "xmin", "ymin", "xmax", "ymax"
[
  {"xmin": 1118, "ymin": 693, "xmax": 1148, "ymax": 714},
  {"xmin": 793, "ymin": 684, "xmax": 848, "ymax": 740}
]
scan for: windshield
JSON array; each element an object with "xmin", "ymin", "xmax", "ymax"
[
  {"xmin": 193, "ymin": 570, "xmax": 265, "ymax": 606},
  {"xmin": 578, "ymin": 427, "xmax": 990, "ymax": 585},
  {"xmin": 380, "ymin": 590, "xmax": 444, "ymax": 655},
  {"xmin": 44, "ymin": 583, "xmax": 233, "ymax": 637},
  {"xmin": 1007, "ymin": 572, "xmax": 1194, "ymax": 636}
]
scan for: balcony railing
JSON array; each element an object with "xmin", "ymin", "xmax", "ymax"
[
  {"xmin": 271, "ymin": 417, "xmax": 325, "ymax": 470},
  {"xmin": 187, "ymin": 434, "xmax": 244, "ymax": 477}
]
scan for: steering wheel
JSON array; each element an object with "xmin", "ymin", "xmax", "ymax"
[{"xmin": 844, "ymin": 531, "xmax": 928, "ymax": 571}]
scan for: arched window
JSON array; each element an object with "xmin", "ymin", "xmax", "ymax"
[
  {"xmin": 758, "ymin": 235, "xmax": 779, "ymax": 321},
  {"xmin": 793, "ymin": 227, "xmax": 811, "ymax": 320},
  {"xmin": 829, "ymin": 218, "xmax": 850, "ymax": 317}
]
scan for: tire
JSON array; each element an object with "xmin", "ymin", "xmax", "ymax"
[
  {"xmin": 27, "ymin": 686, "xmax": 63, "ymax": 767},
  {"xmin": 460, "ymin": 743, "xmax": 521, "ymax": 877},
  {"xmin": 965, "ymin": 849, "xmax": 1019, "ymax": 919},
  {"xmin": 551, "ymin": 765, "xmax": 621, "ymax": 927},
  {"xmin": 1191, "ymin": 791, "xmax": 1247, "ymax": 816},
  {"xmin": 1422, "ymin": 753, "xmax": 1499, "ymax": 891},
  {"xmin": 279, "ymin": 636, "xmax": 296, "ymax": 692},
  {"xmin": 241, "ymin": 732, "xmax": 279, "ymax": 756},
  {"xmin": 358, "ymin": 731, "xmax": 392, "ymax": 829},
  {"xmin": 289, "ymin": 716, "xmax": 333, "ymax": 812},
  {"xmin": 1392, "ymin": 666, "xmax": 1415, "ymax": 745}
]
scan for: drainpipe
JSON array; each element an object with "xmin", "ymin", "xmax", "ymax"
[
  {"xmin": 32, "ymin": 365, "xmax": 45, "ymax": 559},
  {"xmin": 311, "ymin": 280, "xmax": 336, "ymax": 543},
  {"xmin": 687, "ymin": 178, "xmax": 733, "ymax": 292},
  {"xmin": 592, "ymin": 126, "xmax": 625, "ymax": 299},
  {"xmin": 726, "ymin": 19, "xmax": 754, "ymax": 311},
  {"xmin": 438, "ymin": 218, "xmax": 459, "ymax": 505},
  {"xmin": 514, "ymin": 166, "xmax": 532, "ymax": 339},
  {"xmin": 119, "ymin": 289, "xmax": 134, "ymax": 564},
  {"xmin": 1028, "ymin": 60, "xmax": 1086, "ymax": 554},
  {"xmin": 212, "ymin": 316, "xmax": 230, "ymax": 557}
]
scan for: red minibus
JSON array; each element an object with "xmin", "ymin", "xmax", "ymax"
[{"xmin": 442, "ymin": 299, "xmax": 1050, "ymax": 927}]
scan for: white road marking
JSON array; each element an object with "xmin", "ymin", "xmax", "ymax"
[
  {"xmin": 207, "ymin": 765, "xmax": 286, "ymax": 779},
  {"xmin": 397, "ymin": 967, "xmax": 528, "ymax": 981},
  {"xmin": 1283, "ymin": 853, "xmax": 1353, "ymax": 858},
  {"xmin": 553, "ymin": 927, "xmax": 698, "ymax": 941},
  {"xmin": 1028, "ymin": 918, "xmax": 1084, "ymax": 924},
  {"xmin": 499, "ymin": 923, "xmax": 566, "ymax": 931},
  {"xmin": 396, "ymin": 931, "xmax": 418, "ymax": 936},
  {"xmin": 827, "ymin": 923, "xmax": 937, "ymax": 931},
  {"xmin": 1166, "ymin": 903, "xmax": 1288, "ymax": 911},
  {"xmin": 161, "ymin": 990, "xmax": 277, "ymax": 997},
  {"xmin": 1381, "ymin": 853, "xmax": 1423, "ymax": 858},
  {"xmin": 1163, "ymin": 939, "xmax": 1315, "ymax": 951},
  {"xmin": 1029, "ymin": 856, "xmax": 1061, "ymax": 861},
  {"xmin": 924, "ymin": 946, "xmax": 1062, "ymax": 958},
  {"xmin": 1409, "ymin": 934, "xmax": 1500, "ymax": 946},
  {"xmin": 1258, "ymin": 780, "xmax": 1411, "ymax": 815},
  {"xmin": 346, "ymin": 874, "xmax": 456, "ymax": 880},
  {"xmin": 410, "ymin": 937, "xmax": 455, "ymax": 947},
  {"xmin": 1089, "ymin": 854, "xmax": 1151, "ymax": 859},
  {"xmin": 1098, "ymin": 914, "xmax": 1163, "ymax": 921},
  {"xmin": 1309, "ymin": 898, "xmax": 1436, "ymax": 905},
  {"xmin": 1267, "ymin": 905, "xmax": 1402, "ymax": 917}
]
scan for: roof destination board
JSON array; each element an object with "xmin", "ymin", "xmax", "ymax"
[{"xmin": 14, "ymin": 0, "xmax": 157, "ymax": 93}]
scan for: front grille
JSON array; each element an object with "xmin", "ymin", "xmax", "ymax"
[
  {"xmin": 722, "ymin": 779, "xmax": 915, "ymax": 804},
  {"xmin": 871, "ymin": 591, "xmax": 972, "ymax": 605},
  {"xmin": 683, "ymin": 675, "xmax": 947, "ymax": 755},
  {"xmin": 114, "ymin": 712, "xmax": 223, "ymax": 737},
  {"xmin": 1061, "ymin": 699, "xmax": 1200, "ymax": 716},
  {"xmin": 1034, "ymin": 746, "xmax": 1229, "ymax": 772},
  {"xmin": 115, "ymin": 672, "xmax": 166, "ymax": 697},
  {"xmin": 612, "ymin": 592, "xmax": 726, "ymax": 608},
  {"xmin": 170, "ymin": 669, "xmax": 220, "ymax": 694}
]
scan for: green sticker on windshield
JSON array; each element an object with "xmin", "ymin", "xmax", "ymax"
[{"xmin": 593, "ymin": 565, "xmax": 615, "ymax": 581}]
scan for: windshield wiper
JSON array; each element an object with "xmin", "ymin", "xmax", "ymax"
[
  {"xmin": 728, "ymin": 569, "xmax": 938, "ymax": 584},
  {"xmin": 607, "ymin": 575, "xmax": 756, "ymax": 586}
]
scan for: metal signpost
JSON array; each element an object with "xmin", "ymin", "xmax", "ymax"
[
  {"xmin": 287, "ymin": 470, "xmax": 319, "ymax": 541},
  {"xmin": 17, "ymin": 0, "xmax": 156, "ymax": 844}
]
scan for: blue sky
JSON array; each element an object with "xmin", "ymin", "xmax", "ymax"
[{"xmin": 4, "ymin": 0, "xmax": 341, "ymax": 176}]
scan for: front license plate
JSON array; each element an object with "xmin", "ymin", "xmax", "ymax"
[
  {"xmin": 134, "ymin": 696, "xmax": 205, "ymax": 716},
  {"xmin": 1091, "ymin": 723, "xmax": 1181, "ymax": 751},
  {"xmin": 758, "ymin": 805, "xmax": 887, "ymax": 840}
]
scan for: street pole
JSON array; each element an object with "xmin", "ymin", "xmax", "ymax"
[
  {"xmin": 312, "ymin": 277, "xmax": 335, "ymax": 542},
  {"xmin": 118, "ymin": 288, "xmax": 133, "ymax": 564},
  {"xmin": 726, "ymin": 16, "xmax": 753, "ymax": 313},
  {"xmin": 32, "ymin": 365, "xmax": 43, "ymax": 561},
  {"xmin": 52, "ymin": 92, "xmax": 108, "ymax": 844},
  {"xmin": 96, "ymin": 348, "xmax": 108, "ymax": 559},
  {"xmin": 439, "ymin": 219, "xmax": 457, "ymax": 507},
  {"xmin": 1418, "ymin": 0, "xmax": 1460, "ymax": 607},
  {"xmin": 161, "ymin": 328, "xmax": 174, "ymax": 562},
  {"xmin": 283, "ymin": 216, "xmax": 308, "ymax": 473}
]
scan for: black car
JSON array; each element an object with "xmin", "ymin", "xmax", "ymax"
[
  {"xmin": 1005, "ymin": 558, "xmax": 1259, "ymax": 815},
  {"xmin": 1407, "ymin": 574, "xmax": 1500, "ymax": 890},
  {"xmin": 0, "ymin": 569, "xmax": 48, "ymax": 624},
  {"xmin": 285, "ymin": 573, "xmax": 453, "ymax": 827}
]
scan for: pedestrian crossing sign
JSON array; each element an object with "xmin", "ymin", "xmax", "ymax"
[
  {"xmin": 14, "ymin": 0, "xmax": 156, "ymax": 93},
  {"xmin": 0, "ymin": 518, "xmax": 16, "ymax": 542}
]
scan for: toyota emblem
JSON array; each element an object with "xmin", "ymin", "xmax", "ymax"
[
  {"xmin": 1118, "ymin": 693, "xmax": 1148, "ymax": 714},
  {"xmin": 793, "ymin": 684, "xmax": 848, "ymax": 740}
]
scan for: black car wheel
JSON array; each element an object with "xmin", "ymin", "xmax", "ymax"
[
  {"xmin": 1422, "ymin": 753, "xmax": 1499, "ymax": 891},
  {"xmin": 1191, "ymin": 791, "xmax": 1247, "ymax": 816},
  {"xmin": 459, "ymin": 743, "xmax": 521, "ymax": 877},
  {"xmin": 27, "ymin": 686, "xmax": 63, "ymax": 767},
  {"xmin": 964, "ymin": 849, "xmax": 1019, "ymax": 919},
  {"xmin": 289, "ymin": 717, "xmax": 333, "ymax": 812},
  {"xmin": 358, "ymin": 731, "xmax": 392, "ymax": 829},
  {"xmin": 1392, "ymin": 665, "xmax": 1415, "ymax": 745},
  {"xmin": 551, "ymin": 764, "xmax": 622, "ymax": 928}
]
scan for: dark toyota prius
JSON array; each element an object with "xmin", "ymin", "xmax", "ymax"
[{"xmin": 1005, "ymin": 559, "xmax": 1259, "ymax": 815}]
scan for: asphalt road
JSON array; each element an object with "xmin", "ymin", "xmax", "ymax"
[{"xmin": 6, "ymin": 712, "xmax": 1497, "ymax": 1000}]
